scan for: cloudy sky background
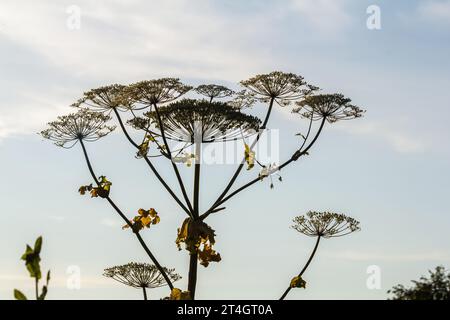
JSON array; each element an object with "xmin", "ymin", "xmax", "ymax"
[{"xmin": 1, "ymin": 0, "xmax": 450, "ymax": 299}]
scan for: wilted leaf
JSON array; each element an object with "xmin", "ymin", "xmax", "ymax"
[
  {"xmin": 290, "ymin": 276, "xmax": 306, "ymax": 289},
  {"xmin": 122, "ymin": 208, "xmax": 160, "ymax": 233},
  {"xmin": 244, "ymin": 143, "xmax": 255, "ymax": 170},
  {"xmin": 175, "ymin": 218, "xmax": 221, "ymax": 267},
  {"xmin": 169, "ymin": 288, "xmax": 191, "ymax": 300}
]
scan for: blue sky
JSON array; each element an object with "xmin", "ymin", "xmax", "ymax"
[{"xmin": 1, "ymin": 0, "xmax": 450, "ymax": 300}]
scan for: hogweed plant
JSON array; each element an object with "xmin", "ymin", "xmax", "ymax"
[
  {"xmin": 103, "ymin": 263, "xmax": 181, "ymax": 300},
  {"xmin": 280, "ymin": 212, "xmax": 361, "ymax": 300},
  {"xmin": 41, "ymin": 71, "xmax": 364, "ymax": 299}
]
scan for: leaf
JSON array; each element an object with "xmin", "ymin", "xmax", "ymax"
[
  {"xmin": 34, "ymin": 236, "xmax": 43, "ymax": 254},
  {"xmin": 169, "ymin": 288, "xmax": 191, "ymax": 300},
  {"xmin": 21, "ymin": 241, "xmax": 41, "ymax": 280},
  {"xmin": 290, "ymin": 276, "xmax": 306, "ymax": 289},
  {"xmin": 173, "ymin": 153, "xmax": 196, "ymax": 167},
  {"xmin": 14, "ymin": 289, "xmax": 27, "ymax": 300},
  {"xmin": 38, "ymin": 285, "xmax": 48, "ymax": 300},
  {"xmin": 175, "ymin": 218, "xmax": 221, "ymax": 267},
  {"xmin": 122, "ymin": 208, "xmax": 160, "ymax": 233},
  {"xmin": 244, "ymin": 143, "xmax": 255, "ymax": 170},
  {"xmin": 46, "ymin": 270, "xmax": 51, "ymax": 285}
]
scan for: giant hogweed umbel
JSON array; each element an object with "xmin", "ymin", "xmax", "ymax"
[{"xmin": 41, "ymin": 71, "xmax": 364, "ymax": 299}]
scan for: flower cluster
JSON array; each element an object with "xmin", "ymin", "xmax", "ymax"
[
  {"xmin": 103, "ymin": 263, "xmax": 181, "ymax": 289},
  {"xmin": 40, "ymin": 109, "xmax": 115, "ymax": 148},
  {"xmin": 240, "ymin": 71, "xmax": 318, "ymax": 106},
  {"xmin": 71, "ymin": 84, "xmax": 135, "ymax": 112},
  {"xmin": 195, "ymin": 84, "xmax": 234, "ymax": 101},
  {"xmin": 125, "ymin": 78, "xmax": 193, "ymax": 105},
  {"xmin": 292, "ymin": 211, "xmax": 360, "ymax": 238},
  {"xmin": 129, "ymin": 99, "xmax": 261, "ymax": 143},
  {"xmin": 293, "ymin": 94, "xmax": 365, "ymax": 123}
]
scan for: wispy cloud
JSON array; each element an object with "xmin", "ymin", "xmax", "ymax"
[
  {"xmin": 289, "ymin": 0, "xmax": 352, "ymax": 33},
  {"xmin": 418, "ymin": 0, "xmax": 450, "ymax": 22},
  {"xmin": 323, "ymin": 249, "xmax": 450, "ymax": 262},
  {"xmin": 100, "ymin": 218, "xmax": 122, "ymax": 228},
  {"xmin": 333, "ymin": 120, "xmax": 426, "ymax": 154}
]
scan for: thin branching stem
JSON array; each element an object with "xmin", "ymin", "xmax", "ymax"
[
  {"xmin": 113, "ymin": 108, "xmax": 192, "ymax": 216},
  {"xmin": 79, "ymin": 139, "xmax": 174, "ymax": 290},
  {"xmin": 279, "ymin": 236, "xmax": 321, "ymax": 300},
  {"xmin": 153, "ymin": 104, "xmax": 194, "ymax": 214},
  {"xmin": 203, "ymin": 97, "xmax": 275, "ymax": 219},
  {"xmin": 200, "ymin": 117, "xmax": 325, "ymax": 220},
  {"xmin": 142, "ymin": 287, "xmax": 148, "ymax": 300}
]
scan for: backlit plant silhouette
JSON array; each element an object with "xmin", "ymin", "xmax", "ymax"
[
  {"xmin": 280, "ymin": 211, "xmax": 360, "ymax": 300},
  {"xmin": 103, "ymin": 263, "xmax": 181, "ymax": 300},
  {"xmin": 41, "ymin": 71, "xmax": 364, "ymax": 299}
]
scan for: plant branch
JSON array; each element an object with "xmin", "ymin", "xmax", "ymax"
[
  {"xmin": 113, "ymin": 108, "xmax": 192, "ymax": 216},
  {"xmin": 142, "ymin": 287, "xmax": 148, "ymax": 300},
  {"xmin": 35, "ymin": 278, "xmax": 38, "ymax": 300},
  {"xmin": 204, "ymin": 98, "xmax": 275, "ymax": 218},
  {"xmin": 279, "ymin": 236, "xmax": 321, "ymax": 300},
  {"xmin": 200, "ymin": 117, "xmax": 326, "ymax": 220},
  {"xmin": 153, "ymin": 104, "xmax": 194, "ymax": 214},
  {"xmin": 79, "ymin": 139, "xmax": 174, "ymax": 290}
]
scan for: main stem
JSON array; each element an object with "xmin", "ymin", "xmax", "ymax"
[
  {"xmin": 188, "ymin": 138, "xmax": 201, "ymax": 299},
  {"xmin": 35, "ymin": 278, "xmax": 38, "ymax": 300},
  {"xmin": 142, "ymin": 287, "xmax": 148, "ymax": 300},
  {"xmin": 279, "ymin": 236, "xmax": 321, "ymax": 300}
]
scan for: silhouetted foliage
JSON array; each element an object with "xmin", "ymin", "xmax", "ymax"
[
  {"xmin": 280, "ymin": 212, "xmax": 360, "ymax": 300},
  {"xmin": 41, "ymin": 71, "xmax": 364, "ymax": 299},
  {"xmin": 14, "ymin": 236, "xmax": 51, "ymax": 300},
  {"xmin": 388, "ymin": 266, "xmax": 450, "ymax": 300}
]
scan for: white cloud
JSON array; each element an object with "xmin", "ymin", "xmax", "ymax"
[
  {"xmin": 323, "ymin": 249, "xmax": 450, "ymax": 262},
  {"xmin": 418, "ymin": 0, "xmax": 450, "ymax": 21},
  {"xmin": 290, "ymin": 0, "xmax": 351, "ymax": 33},
  {"xmin": 100, "ymin": 218, "xmax": 122, "ymax": 228},
  {"xmin": 333, "ymin": 120, "xmax": 426, "ymax": 154},
  {"xmin": 0, "ymin": 0, "xmax": 278, "ymax": 140}
]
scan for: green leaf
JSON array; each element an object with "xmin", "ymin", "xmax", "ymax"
[
  {"xmin": 34, "ymin": 236, "xmax": 43, "ymax": 254},
  {"xmin": 20, "ymin": 245, "xmax": 34, "ymax": 261},
  {"xmin": 38, "ymin": 286, "xmax": 48, "ymax": 300},
  {"xmin": 46, "ymin": 270, "xmax": 51, "ymax": 285},
  {"xmin": 14, "ymin": 289, "xmax": 27, "ymax": 300}
]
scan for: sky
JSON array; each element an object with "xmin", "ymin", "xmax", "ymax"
[{"xmin": 1, "ymin": 0, "xmax": 450, "ymax": 300}]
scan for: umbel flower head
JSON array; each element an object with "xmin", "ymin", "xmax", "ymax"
[
  {"xmin": 129, "ymin": 99, "xmax": 261, "ymax": 143},
  {"xmin": 40, "ymin": 108, "xmax": 115, "ymax": 148},
  {"xmin": 125, "ymin": 78, "xmax": 192, "ymax": 105},
  {"xmin": 293, "ymin": 93, "xmax": 365, "ymax": 123},
  {"xmin": 292, "ymin": 211, "xmax": 360, "ymax": 238},
  {"xmin": 71, "ymin": 84, "xmax": 138, "ymax": 112},
  {"xmin": 103, "ymin": 263, "xmax": 181, "ymax": 289},
  {"xmin": 240, "ymin": 71, "xmax": 318, "ymax": 106},
  {"xmin": 195, "ymin": 84, "xmax": 234, "ymax": 101}
]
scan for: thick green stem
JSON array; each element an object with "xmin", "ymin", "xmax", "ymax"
[{"xmin": 279, "ymin": 236, "xmax": 321, "ymax": 300}]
